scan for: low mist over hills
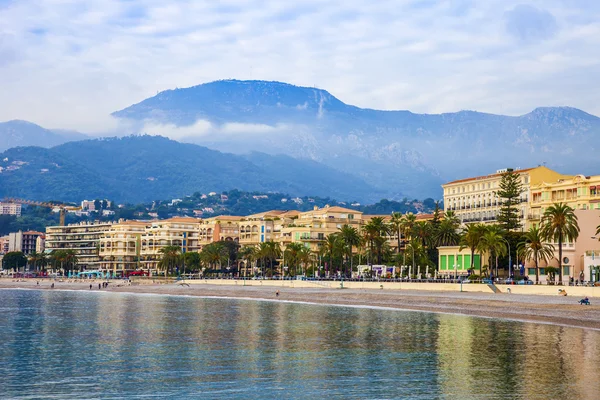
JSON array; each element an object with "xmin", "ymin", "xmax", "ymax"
[
  {"xmin": 0, "ymin": 135, "xmax": 381, "ymax": 203},
  {"xmin": 113, "ymin": 80, "xmax": 600, "ymax": 198}
]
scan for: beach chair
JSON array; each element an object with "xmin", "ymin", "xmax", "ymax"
[{"xmin": 579, "ymin": 298, "xmax": 590, "ymax": 305}]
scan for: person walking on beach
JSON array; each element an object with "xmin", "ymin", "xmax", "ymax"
[
  {"xmin": 276, "ymin": 290, "xmax": 280, "ymax": 297},
  {"xmin": 51, "ymin": 283, "xmax": 54, "ymax": 289},
  {"xmin": 89, "ymin": 284, "xmax": 92, "ymax": 290},
  {"xmin": 98, "ymin": 283, "xmax": 101, "ymax": 290}
]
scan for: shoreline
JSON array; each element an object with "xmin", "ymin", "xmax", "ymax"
[{"xmin": 2, "ymin": 280, "xmax": 600, "ymax": 330}]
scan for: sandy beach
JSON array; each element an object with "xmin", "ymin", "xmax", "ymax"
[{"xmin": 2, "ymin": 279, "xmax": 600, "ymax": 330}]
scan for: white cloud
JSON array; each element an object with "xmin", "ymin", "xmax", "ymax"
[
  {"xmin": 0, "ymin": 0, "xmax": 600, "ymax": 132},
  {"xmin": 139, "ymin": 119, "xmax": 290, "ymax": 140}
]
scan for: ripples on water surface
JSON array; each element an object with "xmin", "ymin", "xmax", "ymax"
[{"xmin": 1, "ymin": 289, "xmax": 599, "ymax": 399}]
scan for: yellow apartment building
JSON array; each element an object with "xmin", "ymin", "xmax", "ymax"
[
  {"xmin": 45, "ymin": 221, "xmax": 113, "ymax": 270},
  {"xmin": 239, "ymin": 210, "xmax": 300, "ymax": 247},
  {"xmin": 280, "ymin": 206, "xmax": 363, "ymax": 252},
  {"xmin": 140, "ymin": 217, "xmax": 203, "ymax": 270},
  {"xmin": 198, "ymin": 215, "xmax": 242, "ymax": 246},
  {"xmin": 99, "ymin": 220, "xmax": 149, "ymax": 274},
  {"xmin": 529, "ymin": 174, "xmax": 600, "ymax": 225},
  {"xmin": 442, "ymin": 166, "xmax": 569, "ymax": 228}
]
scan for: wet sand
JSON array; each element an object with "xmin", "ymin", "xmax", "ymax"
[{"xmin": 2, "ymin": 279, "xmax": 600, "ymax": 330}]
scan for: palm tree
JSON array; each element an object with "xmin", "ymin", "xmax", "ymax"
[
  {"xmin": 28, "ymin": 251, "xmax": 47, "ymax": 272},
  {"xmin": 238, "ymin": 245, "xmax": 257, "ymax": 277},
  {"xmin": 158, "ymin": 245, "xmax": 181, "ymax": 276},
  {"xmin": 435, "ymin": 218, "xmax": 460, "ymax": 247},
  {"xmin": 363, "ymin": 217, "xmax": 389, "ymax": 265},
  {"xmin": 518, "ymin": 226, "xmax": 555, "ymax": 283},
  {"xmin": 540, "ymin": 203, "xmax": 580, "ymax": 284},
  {"xmin": 258, "ymin": 241, "xmax": 281, "ymax": 278},
  {"xmin": 412, "ymin": 221, "xmax": 432, "ymax": 247},
  {"xmin": 477, "ymin": 226, "xmax": 507, "ymax": 277},
  {"xmin": 402, "ymin": 213, "xmax": 417, "ymax": 243},
  {"xmin": 297, "ymin": 246, "xmax": 312, "ymax": 276},
  {"xmin": 459, "ymin": 224, "xmax": 487, "ymax": 275},
  {"xmin": 284, "ymin": 242, "xmax": 304, "ymax": 276},
  {"xmin": 201, "ymin": 243, "xmax": 228, "ymax": 276},
  {"xmin": 389, "ymin": 212, "xmax": 404, "ymax": 254},
  {"xmin": 339, "ymin": 224, "xmax": 361, "ymax": 278},
  {"xmin": 324, "ymin": 233, "xmax": 343, "ymax": 277}
]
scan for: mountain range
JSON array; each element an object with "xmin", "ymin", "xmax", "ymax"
[
  {"xmin": 112, "ymin": 80, "xmax": 600, "ymax": 198},
  {"xmin": 3, "ymin": 79, "xmax": 600, "ymax": 203},
  {"xmin": 0, "ymin": 136, "xmax": 381, "ymax": 203}
]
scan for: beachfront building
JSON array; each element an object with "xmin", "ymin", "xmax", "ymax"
[
  {"xmin": 239, "ymin": 210, "xmax": 300, "ymax": 246},
  {"xmin": 280, "ymin": 206, "xmax": 363, "ymax": 252},
  {"xmin": 529, "ymin": 174, "xmax": 600, "ymax": 226},
  {"xmin": 522, "ymin": 209, "xmax": 600, "ymax": 283},
  {"xmin": 438, "ymin": 246, "xmax": 487, "ymax": 277},
  {"xmin": 45, "ymin": 221, "xmax": 113, "ymax": 270},
  {"xmin": 0, "ymin": 235, "xmax": 9, "ymax": 254},
  {"xmin": 99, "ymin": 220, "xmax": 149, "ymax": 275},
  {"xmin": 442, "ymin": 166, "xmax": 568, "ymax": 229},
  {"xmin": 0, "ymin": 202, "xmax": 22, "ymax": 217},
  {"xmin": 140, "ymin": 217, "xmax": 203, "ymax": 271}
]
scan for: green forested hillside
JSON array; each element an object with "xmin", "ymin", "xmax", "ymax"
[{"xmin": 0, "ymin": 135, "xmax": 383, "ymax": 203}]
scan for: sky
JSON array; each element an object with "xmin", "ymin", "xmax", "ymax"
[{"xmin": 1, "ymin": 0, "xmax": 599, "ymax": 132}]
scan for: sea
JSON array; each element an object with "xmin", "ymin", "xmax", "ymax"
[{"xmin": 1, "ymin": 289, "xmax": 599, "ymax": 399}]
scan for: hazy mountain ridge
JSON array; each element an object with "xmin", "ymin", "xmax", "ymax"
[
  {"xmin": 113, "ymin": 80, "xmax": 600, "ymax": 197},
  {"xmin": 0, "ymin": 135, "xmax": 382, "ymax": 203}
]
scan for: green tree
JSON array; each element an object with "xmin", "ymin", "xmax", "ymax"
[
  {"xmin": 540, "ymin": 203, "xmax": 580, "ymax": 283},
  {"xmin": 28, "ymin": 251, "xmax": 48, "ymax": 272},
  {"xmin": 257, "ymin": 241, "xmax": 281, "ymax": 278},
  {"xmin": 362, "ymin": 217, "xmax": 390, "ymax": 265},
  {"xmin": 496, "ymin": 170, "xmax": 524, "ymax": 231},
  {"xmin": 238, "ymin": 245, "xmax": 257, "ymax": 277},
  {"xmin": 183, "ymin": 252, "xmax": 201, "ymax": 274},
  {"xmin": 459, "ymin": 224, "xmax": 487, "ymax": 275},
  {"xmin": 158, "ymin": 245, "xmax": 181, "ymax": 276},
  {"xmin": 477, "ymin": 226, "xmax": 507, "ymax": 277},
  {"xmin": 201, "ymin": 242, "xmax": 228, "ymax": 275},
  {"xmin": 2, "ymin": 251, "xmax": 27, "ymax": 271},
  {"xmin": 284, "ymin": 242, "xmax": 304, "ymax": 276},
  {"xmin": 389, "ymin": 212, "xmax": 404, "ymax": 254},
  {"xmin": 518, "ymin": 226, "xmax": 555, "ymax": 283},
  {"xmin": 435, "ymin": 218, "xmax": 460, "ymax": 247},
  {"xmin": 339, "ymin": 224, "xmax": 361, "ymax": 278},
  {"xmin": 324, "ymin": 233, "xmax": 343, "ymax": 276}
]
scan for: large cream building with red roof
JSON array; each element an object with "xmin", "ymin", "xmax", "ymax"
[{"xmin": 442, "ymin": 166, "xmax": 569, "ymax": 229}]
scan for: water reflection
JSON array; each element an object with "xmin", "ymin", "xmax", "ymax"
[{"xmin": 0, "ymin": 289, "xmax": 599, "ymax": 399}]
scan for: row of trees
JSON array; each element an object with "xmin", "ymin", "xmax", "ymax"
[{"xmin": 1, "ymin": 249, "xmax": 79, "ymax": 274}]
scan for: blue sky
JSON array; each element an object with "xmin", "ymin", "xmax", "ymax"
[{"xmin": 0, "ymin": 0, "xmax": 599, "ymax": 132}]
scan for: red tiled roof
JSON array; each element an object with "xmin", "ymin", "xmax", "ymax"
[{"xmin": 443, "ymin": 168, "xmax": 535, "ymax": 185}]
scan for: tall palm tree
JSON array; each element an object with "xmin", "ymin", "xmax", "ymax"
[
  {"xmin": 28, "ymin": 251, "xmax": 47, "ymax": 272},
  {"xmin": 284, "ymin": 242, "xmax": 304, "ymax": 276},
  {"xmin": 459, "ymin": 224, "xmax": 487, "ymax": 275},
  {"xmin": 339, "ymin": 224, "xmax": 361, "ymax": 277},
  {"xmin": 518, "ymin": 226, "xmax": 555, "ymax": 283},
  {"xmin": 324, "ymin": 233, "xmax": 343, "ymax": 276},
  {"xmin": 258, "ymin": 241, "xmax": 281, "ymax": 278},
  {"xmin": 297, "ymin": 246, "xmax": 312, "ymax": 276},
  {"xmin": 540, "ymin": 203, "xmax": 580, "ymax": 283},
  {"xmin": 158, "ymin": 245, "xmax": 181, "ymax": 276},
  {"xmin": 402, "ymin": 213, "xmax": 417, "ymax": 243},
  {"xmin": 201, "ymin": 243, "xmax": 228, "ymax": 275},
  {"xmin": 238, "ymin": 245, "xmax": 257, "ymax": 277},
  {"xmin": 477, "ymin": 226, "xmax": 507, "ymax": 277},
  {"xmin": 412, "ymin": 221, "xmax": 432, "ymax": 247},
  {"xmin": 389, "ymin": 212, "xmax": 404, "ymax": 254},
  {"xmin": 362, "ymin": 217, "xmax": 389, "ymax": 265}
]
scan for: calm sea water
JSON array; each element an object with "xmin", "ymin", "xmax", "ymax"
[{"xmin": 1, "ymin": 289, "xmax": 599, "ymax": 399}]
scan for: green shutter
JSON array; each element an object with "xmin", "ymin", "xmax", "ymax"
[
  {"xmin": 448, "ymin": 255, "xmax": 455, "ymax": 270},
  {"xmin": 463, "ymin": 255, "xmax": 471, "ymax": 269},
  {"xmin": 457, "ymin": 255, "xmax": 463, "ymax": 269},
  {"xmin": 440, "ymin": 255, "xmax": 447, "ymax": 270},
  {"xmin": 474, "ymin": 255, "xmax": 481, "ymax": 269}
]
